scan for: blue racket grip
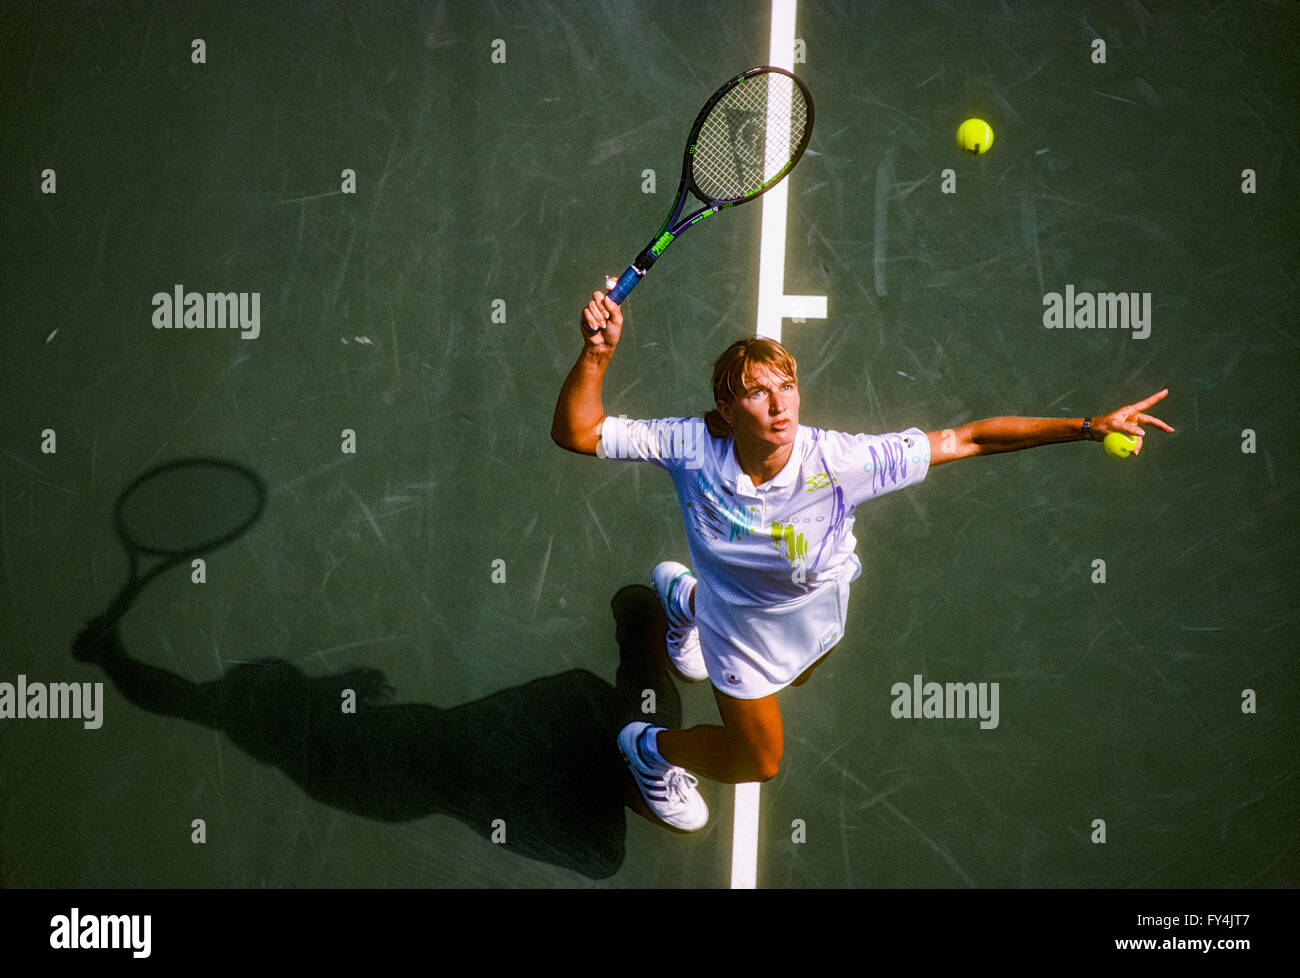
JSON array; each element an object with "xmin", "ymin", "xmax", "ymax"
[{"xmin": 607, "ymin": 264, "xmax": 642, "ymax": 305}]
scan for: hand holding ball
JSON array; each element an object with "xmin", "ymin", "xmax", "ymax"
[
  {"xmin": 957, "ymin": 118, "xmax": 994, "ymax": 155},
  {"xmin": 1094, "ymin": 390, "xmax": 1173, "ymax": 460},
  {"xmin": 1103, "ymin": 432, "xmax": 1138, "ymax": 458}
]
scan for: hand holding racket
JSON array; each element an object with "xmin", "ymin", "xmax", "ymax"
[
  {"xmin": 602, "ymin": 66, "xmax": 814, "ymax": 309},
  {"xmin": 581, "ymin": 291, "xmax": 623, "ymax": 351}
]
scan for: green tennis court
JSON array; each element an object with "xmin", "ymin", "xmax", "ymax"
[{"xmin": 1, "ymin": 0, "xmax": 1295, "ymax": 890}]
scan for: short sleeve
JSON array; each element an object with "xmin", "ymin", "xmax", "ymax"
[
  {"xmin": 598, "ymin": 416, "xmax": 709, "ymax": 471},
  {"xmin": 819, "ymin": 426, "xmax": 930, "ymax": 506}
]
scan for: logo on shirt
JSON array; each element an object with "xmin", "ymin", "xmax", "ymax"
[
  {"xmin": 804, "ymin": 472, "xmax": 837, "ymax": 492},
  {"xmin": 724, "ymin": 672, "xmax": 744, "ymax": 687}
]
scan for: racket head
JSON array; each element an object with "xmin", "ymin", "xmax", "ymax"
[
  {"xmin": 113, "ymin": 457, "xmax": 266, "ymax": 558},
  {"xmin": 684, "ymin": 66, "xmax": 814, "ymax": 207}
]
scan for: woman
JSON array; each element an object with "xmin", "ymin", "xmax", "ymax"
[{"xmin": 552, "ymin": 291, "xmax": 1173, "ymax": 831}]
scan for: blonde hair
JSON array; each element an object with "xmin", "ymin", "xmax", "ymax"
[{"xmin": 704, "ymin": 338, "xmax": 799, "ymax": 437}]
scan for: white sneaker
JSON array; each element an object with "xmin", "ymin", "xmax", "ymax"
[
  {"xmin": 652, "ymin": 561, "xmax": 707, "ymax": 681},
  {"xmin": 618, "ymin": 722, "xmax": 708, "ymax": 832}
]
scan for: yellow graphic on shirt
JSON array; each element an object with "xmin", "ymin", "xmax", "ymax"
[
  {"xmin": 804, "ymin": 472, "xmax": 837, "ymax": 492},
  {"xmin": 770, "ymin": 521, "xmax": 808, "ymax": 566}
]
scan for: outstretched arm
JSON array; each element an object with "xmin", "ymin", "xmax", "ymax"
[
  {"xmin": 551, "ymin": 291, "xmax": 624, "ymax": 456},
  {"xmin": 926, "ymin": 389, "xmax": 1173, "ymax": 467}
]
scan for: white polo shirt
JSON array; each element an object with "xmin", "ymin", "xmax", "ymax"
[{"xmin": 599, "ymin": 416, "xmax": 930, "ymax": 696}]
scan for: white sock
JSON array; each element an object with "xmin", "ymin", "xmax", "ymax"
[{"xmin": 668, "ymin": 574, "xmax": 696, "ymax": 625}]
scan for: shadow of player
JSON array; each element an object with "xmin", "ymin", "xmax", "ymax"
[{"xmin": 75, "ymin": 582, "xmax": 683, "ymax": 881}]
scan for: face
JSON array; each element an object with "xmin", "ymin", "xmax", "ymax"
[{"xmin": 718, "ymin": 363, "xmax": 800, "ymax": 451}]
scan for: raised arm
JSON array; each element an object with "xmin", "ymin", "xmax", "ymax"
[
  {"xmin": 925, "ymin": 389, "xmax": 1173, "ymax": 466},
  {"xmin": 551, "ymin": 291, "xmax": 624, "ymax": 456}
]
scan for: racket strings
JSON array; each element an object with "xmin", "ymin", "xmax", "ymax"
[{"xmin": 692, "ymin": 72, "xmax": 807, "ymax": 202}]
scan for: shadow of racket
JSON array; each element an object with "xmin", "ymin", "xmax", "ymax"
[{"xmin": 85, "ymin": 457, "xmax": 266, "ymax": 643}]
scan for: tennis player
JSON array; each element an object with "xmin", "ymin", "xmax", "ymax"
[{"xmin": 553, "ymin": 290, "xmax": 1173, "ymax": 831}]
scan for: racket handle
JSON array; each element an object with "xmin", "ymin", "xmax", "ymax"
[{"xmin": 607, "ymin": 264, "xmax": 643, "ymax": 305}]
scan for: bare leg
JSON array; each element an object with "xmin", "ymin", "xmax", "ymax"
[{"xmin": 657, "ymin": 686, "xmax": 783, "ymax": 784}]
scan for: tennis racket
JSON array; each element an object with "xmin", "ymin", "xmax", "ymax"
[
  {"xmin": 89, "ymin": 458, "xmax": 266, "ymax": 639},
  {"xmin": 604, "ymin": 65, "xmax": 814, "ymax": 305}
]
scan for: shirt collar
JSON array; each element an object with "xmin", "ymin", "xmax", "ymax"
[{"xmin": 720, "ymin": 426, "xmax": 807, "ymax": 496}]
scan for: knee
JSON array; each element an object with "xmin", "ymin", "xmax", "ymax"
[
  {"xmin": 737, "ymin": 743, "xmax": 782, "ymax": 782},
  {"xmin": 752, "ymin": 757, "xmax": 781, "ymax": 782}
]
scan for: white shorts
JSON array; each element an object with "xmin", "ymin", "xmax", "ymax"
[{"xmin": 696, "ymin": 560, "xmax": 860, "ymax": 699}]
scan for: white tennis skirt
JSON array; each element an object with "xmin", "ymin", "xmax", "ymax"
[{"xmin": 696, "ymin": 560, "xmax": 859, "ymax": 699}]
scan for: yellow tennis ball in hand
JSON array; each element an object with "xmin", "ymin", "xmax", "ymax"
[
  {"xmin": 1103, "ymin": 432, "xmax": 1137, "ymax": 458},
  {"xmin": 957, "ymin": 118, "xmax": 994, "ymax": 155}
]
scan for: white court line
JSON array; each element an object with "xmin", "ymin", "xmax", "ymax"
[
  {"xmin": 730, "ymin": 781, "xmax": 762, "ymax": 889},
  {"xmin": 754, "ymin": 0, "xmax": 827, "ymax": 345},
  {"xmin": 732, "ymin": 0, "xmax": 827, "ymax": 891}
]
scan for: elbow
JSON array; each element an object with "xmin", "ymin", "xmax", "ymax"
[
  {"xmin": 550, "ymin": 411, "xmax": 603, "ymax": 456},
  {"xmin": 550, "ymin": 422, "xmax": 584, "ymax": 455}
]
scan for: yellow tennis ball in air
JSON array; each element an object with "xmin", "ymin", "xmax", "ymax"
[
  {"xmin": 1103, "ymin": 432, "xmax": 1137, "ymax": 458},
  {"xmin": 957, "ymin": 118, "xmax": 994, "ymax": 155}
]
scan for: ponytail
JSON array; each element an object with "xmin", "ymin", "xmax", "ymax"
[{"xmin": 704, "ymin": 410, "xmax": 732, "ymax": 439}]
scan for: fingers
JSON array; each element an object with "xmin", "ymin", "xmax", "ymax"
[
  {"xmin": 1133, "ymin": 390, "xmax": 1175, "ymax": 431},
  {"xmin": 581, "ymin": 293, "xmax": 607, "ymax": 334},
  {"xmin": 1135, "ymin": 412, "xmax": 1175, "ymax": 433},
  {"xmin": 595, "ymin": 291, "xmax": 623, "ymax": 326},
  {"xmin": 579, "ymin": 290, "xmax": 623, "ymax": 342},
  {"xmin": 1135, "ymin": 389, "xmax": 1169, "ymax": 410},
  {"xmin": 1115, "ymin": 390, "xmax": 1174, "ymax": 439}
]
